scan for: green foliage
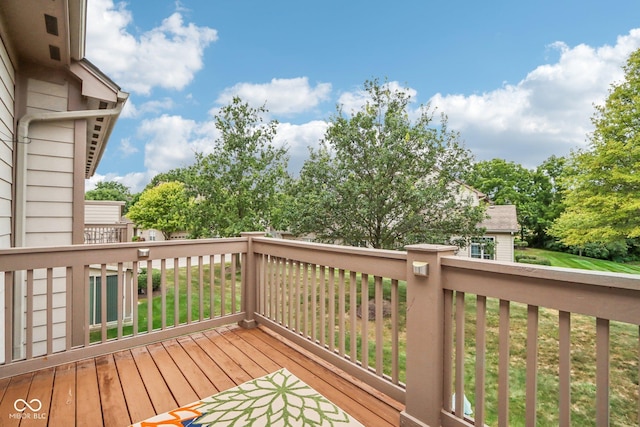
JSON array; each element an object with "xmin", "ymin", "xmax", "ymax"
[
  {"xmin": 514, "ymin": 253, "xmax": 551, "ymax": 265},
  {"xmin": 286, "ymin": 78, "xmax": 485, "ymax": 249},
  {"xmin": 85, "ymin": 180, "xmax": 135, "ymax": 213},
  {"xmin": 550, "ymin": 48, "xmax": 640, "ymax": 247},
  {"xmin": 464, "ymin": 156, "xmax": 567, "ymax": 247},
  {"xmin": 126, "ymin": 181, "xmax": 192, "ymax": 239},
  {"xmin": 188, "ymin": 97, "xmax": 290, "ymax": 237},
  {"xmin": 137, "ymin": 268, "xmax": 161, "ymax": 293}
]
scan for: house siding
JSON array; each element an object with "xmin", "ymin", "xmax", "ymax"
[
  {"xmin": 20, "ymin": 78, "xmax": 75, "ymax": 356},
  {"xmin": 0, "ymin": 26, "xmax": 15, "ymax": 365},
  {"xmin": 85, "ymin": 201, "xmax": 123, "ymax": 224},
  {"xmin": 494, "ymin": 233, "xmax": 515, "ymax": 262}
]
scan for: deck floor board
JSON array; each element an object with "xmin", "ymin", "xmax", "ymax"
[{"xmin": 0, "ymin": 325, "xmax": 403, "ymax": 426}]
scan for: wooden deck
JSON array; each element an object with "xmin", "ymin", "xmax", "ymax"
[{"xmin": 0, "ymin": 325, "xmax": 403, "ymax": 427}]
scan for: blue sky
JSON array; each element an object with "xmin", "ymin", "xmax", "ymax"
[{"xmin": 86, "ymin": 0, "xmax": 640, "ymax": 192}]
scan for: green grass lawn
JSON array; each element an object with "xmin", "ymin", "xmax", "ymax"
[{"xmin": 516, "ymin": 248, "xmax": 640, "ymax": 274}]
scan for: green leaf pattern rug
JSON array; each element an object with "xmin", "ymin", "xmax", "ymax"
[{"xmin": 130, "ymin": 368, "xmax": 364, "ymax": 426}]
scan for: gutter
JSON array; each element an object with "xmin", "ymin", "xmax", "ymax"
[{"xmin": 15, "ymin": 100, "xmax": 127, "ymax": 247}]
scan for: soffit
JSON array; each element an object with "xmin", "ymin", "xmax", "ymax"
[{"xmin": 0, "ymin": 0, "xmax": 85, "ymax": 68}]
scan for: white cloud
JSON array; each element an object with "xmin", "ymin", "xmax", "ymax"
[
  {"xmin": 118, "ymin": 138, "xmax": 139, "ymax": 157},
  {"xmin": 216, "ymin": 77, "xmax": 332, "ymax": 116},
  {"xmin": 430, "ymin": 29, "xmax": 640, "ymax": 167},
  {"xmin": 337, "ymin": 81, "xmax": 418, "ymax": 114},
  {"xmin": 137, "ymin": 115, "xmax": 219, "ymax": 175},
  {"xmin": 274, "ymin": 120, "xmax": 328, "ymax": 172},
  {"xmin": 86, "ymin": 0, "xmax": 218, "ymax": 95},
  {"xmin": 86, "ymin": 171, "xmax": 150, "ymax": 193}
]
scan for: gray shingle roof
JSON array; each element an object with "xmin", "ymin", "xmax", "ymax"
[{"xmin": 479, "ymin": 205, "xmax": 519, "ymax": 233}]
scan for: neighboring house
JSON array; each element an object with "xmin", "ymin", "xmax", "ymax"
[
  {"xmin": 457, "ymin": 204, "xmax": 519, "ymax": 262},
  {"xmin": 0, "ymin": 0, "xmax": 128, "ymax": 359},
  {"xmin": 454, "ymin": 182, "xmax": 519, "ymax": 262},
  {"xmin": 134, "ymin": 228, "xmax": 189, "ymax": 241},
  {"xmin": 85, "ymin": 200, "xmax": 134, "ymax": 244},
  {"xmin": 272, "ymin": 182, "xmax": 519, "ymax": 261}
]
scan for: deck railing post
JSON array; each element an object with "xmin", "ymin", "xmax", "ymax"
[
  {"xmin": 239, "ymin": 232, "xmax": 264, "ymax": 329},
  {"xmin": 401, "ymin": 244, "xmax": 457, "ymax": 427}
]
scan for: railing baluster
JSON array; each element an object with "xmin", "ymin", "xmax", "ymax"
[
  {"xmin": 295, "ymin": 261, "xmax": 302, "ymax": 334},
  {"xmin": 498, "ymin": 299, "xmax": 510, "ymax": 427},
  {"xmin": 361, "ymin": 273, "xmax": 369, "ymax": 371},
  {"xmin": 220, "ymin": 254, "xmax": 227, "ymax": 317},
  {"xmin": 160, "ymin": 259, "xmax": 167, "ymax": 330},
  {"xmin": 288, "ymin": 260, "xmax": 295, "ymax": 329},
  {"xmin": 338, "ymin": 269, "xmax": 346, "ymax": 357},
  {"xmin": 146, "ymin": 259, "xmax": 153, "ymax": 332},
  {"xmin": 455, "ymin": 291, "xmax": 465, "ymax": 418},
  {"xmin": 173, "ymin": 258, "xmax": 179, "ymax": 327},
  {"xmin": 375, "ymin": 276, "xmax": 383, "ymax": 376},
  {"xmin": 46, "ymin": 268, "xmax": 53, "ymax": 355},
  {"xmin": 198, "ymin": 256, "xmax": 204, "ymax": 321},
  {"xmin": 303, "ymin": 263, "xmax": 309, "ymax": 338},
  {"xmin": 391, "ymin": 279, "xmax": 399, "ymax": 384},
  {"xmin": 475, "ymin": 295, "xmax": 487, "ymax": 426},
  {"xmin": 101, "ymin": 264, "xmax": 108, "ymax": 342},
  {"xmin": 281, "ymin": 258, "xmax": 287, "ymax": 326},
  {"xmin": 328, "ymin": 267, "xmax": 336, "ymax": 352},
  {"xmin": 5, "ymin": 272, "xmax": 14, "ymax": 364},
  {"xmin": 350, "ymin": 271, "xmax": 357, "ymax": 364},
  {"xmin": 559, "ymin": 310, "xmax": 571, "ymax": 427},
  {"xmin": 186, "ymin": 257, "xmax": 192, "ymax": 324},
  {"xmin": 26, "ymin": 269, "xmax": 33, "ymax": 359},
  {"xmin": 231, "ymin": 253, "xmax": 237, "ymax": 314},
  {"xmin": 133, "ymin": 261, "xmax": 139, "ymax": 336},
  {"xmin": 526, "ymin": 304, "xmax": 539, "ymax": 427},
  {"xmin": 596, "ymin": 317, "xmax": 610, "ymax": 426},
  {"xmin": 443, "ymin": 289, "xmax": 454, "ymax": 413},
  {"xmin": 66, "ymin": 267, "xmax": 72, "ymax": 350},
  {"xmin": 209, "ymin": 255, "xmax": 215, "ymax": 319},
  {"xmin": 311, "ymin": 264, "xmax": 317, "ymax": 343},
  {"xmin": 319, "ymin": 265, "xmax": 326, "ymax": 347},
  {"xmin": 84, "ymin": 265, "xmax": 91, "ymax": 345},
  {"xmin": 117, "ymin": 263, "xmax": 124, "ymax": 339}
]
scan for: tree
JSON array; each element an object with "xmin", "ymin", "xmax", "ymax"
[
  {"xmin": 85, "ymin": 181, "xmax": 134, "ymax": 213},
  {"xmin": 464, "ymin": 156, "xmax": 567, "ymax": 246},
  {"xmin": 190, "ymin": 97, "xmax": 289, "ymax": 237},
  {"xmin": 126, "ymin": 181, "xmax": 192, "ymax": 239},
  {"xmin": 287, "ymin": 78, "xmax": 486, "ymax": 250},
  {"xmin": 550, "ymin": 48, "xmax": 640, "ymax": 247}
]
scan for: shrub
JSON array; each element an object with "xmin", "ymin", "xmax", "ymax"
[
  {"xmin": 516, "ymin": 256, "xmax": 551, "ymax": 266},
  {"xmin": 514, "ymin": 239, "xmax": 528, "ymax": 249},
  {"xmin": 138, "ymin": 268, "xmax": 161, "ymax": 294},
  {"xmin": 515, "ymin": 254, "xmax": 538, "ymax": 262}
]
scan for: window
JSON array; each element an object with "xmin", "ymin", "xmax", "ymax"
[
  {"xmin": 471, "ymin": 237, "xmax": 495, "ymax": 260},
  {"xmin": 149, "ymin": 230, "xmax": 156, "ymax": 241}
]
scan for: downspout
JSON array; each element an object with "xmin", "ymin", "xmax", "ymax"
[
  {"xmin": 15, "ymin": 100, "xmax": 126, "ymax": 247},
  {"xmin": 12, "ymin": 101, "xmax": 125, "ymax": 358}
]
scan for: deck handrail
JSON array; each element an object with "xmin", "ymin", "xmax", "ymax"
[{"xmin": 2, "ymin": 236, "xmax": 640, "ymax": 426}]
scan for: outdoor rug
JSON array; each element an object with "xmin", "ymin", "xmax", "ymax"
[{"xmin": 130, "ymin": 368, "xmax": 364, "ymax": 426}]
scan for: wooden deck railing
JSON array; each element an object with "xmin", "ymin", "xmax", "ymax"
[
  {"xmin": 84, "ymin": 223, "xmax": 133, "ymax": 244},
  {"xmin": 1, "ymin": 236, "xmax": 640, "ymax": 426},
  {"xmin": 0, "ymin": 238, "xmax": 247, "ymax": 378},
  {"xmin": 248, "ymin": 236, "xmax": 408, "ymax": 402}
]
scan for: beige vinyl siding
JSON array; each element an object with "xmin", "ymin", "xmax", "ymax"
[
  {"xmin": 85, "ymin": 202, "xmax": 123, "ymax": 224},
  {"xmin": 22, "ymin": 79, "xmax": 74, "ymax": 356},
  {"xmin": 494, "ymin": 233, "xmax": 515, "ymax": 262},
  {"xmin": 24, "ymin": 79, "xmax": 74, "ymax": 247},
  {"xmin": 0, "ymin": 29, "xmax": 14, "ymax": 249},
  {"xmin": 0, "ymin": 27, "xmax": 14, "ymax": 364}
]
